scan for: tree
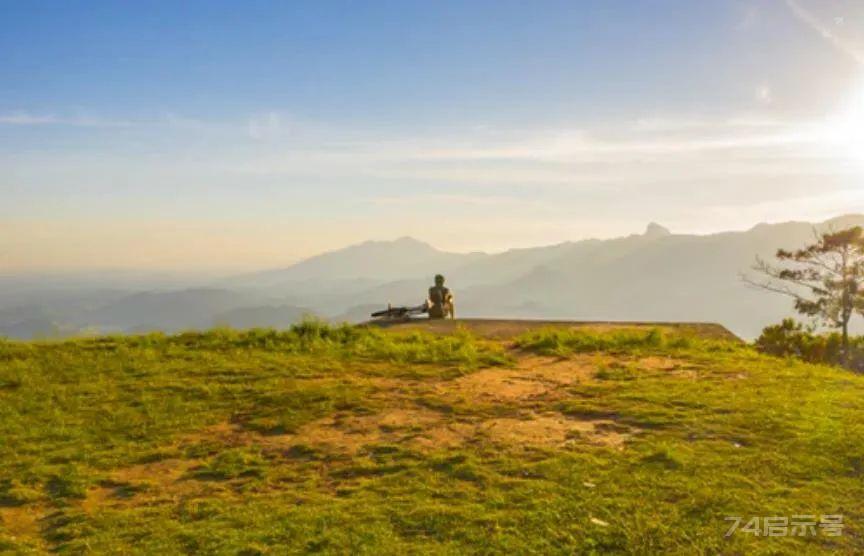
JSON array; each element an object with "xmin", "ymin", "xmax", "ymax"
[{"xmin": 744, "ymin": 226, "xmax": 864, "ymax": 365}]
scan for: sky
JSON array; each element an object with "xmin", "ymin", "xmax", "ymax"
[{"xmin": 3, "ymin": 0, "xmax": 864, "ymax": 272}]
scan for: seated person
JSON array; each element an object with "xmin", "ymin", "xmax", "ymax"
[{"xmin": 427, "ymin": 274, "xmax": 455, "ymax": 319}]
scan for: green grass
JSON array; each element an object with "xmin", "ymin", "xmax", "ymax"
[
  {"xmin": 1, "ymin": 323, "xmax": 862, "ymax": 554},
  {"xmin": 514, "ymin": 326, "xmax": 696, "ymax": 356}
]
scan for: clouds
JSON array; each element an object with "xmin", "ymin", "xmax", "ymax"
[
  {"xmin": 0, "ymin": 113, "xmax": 59, "ymax": 125},
  {"xmin": 2, "ymin": 105, "xmax": 863, "ymax": 270},
  {"xmin": 4, "ymin": 107, "xmax": 857, "ymax": 201},
  {"xmin": 219, "ymin": 115, "xmax": 838, "ymax": 191},
  {"xmin": 3, "ymin": 107, "xmax": 856, "ymax": 196},
  {"xmin": 0, "ymin": 112, "xmax": 137, "ymax": 128}
]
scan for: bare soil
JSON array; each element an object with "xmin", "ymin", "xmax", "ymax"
[{"xmin": 62, "ymin": 351, "xmax": 647, "ymax": 518}]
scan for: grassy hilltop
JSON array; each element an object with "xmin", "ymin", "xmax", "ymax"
[{"xmin": 1, "ymin": 322, "xmax": 863, "ymax": 554}]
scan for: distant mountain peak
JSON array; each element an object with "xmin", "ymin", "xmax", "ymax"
[
  {"xmin": 234, "ymin": 235, "xmax": 480, "ymax": 284},
  {"xmin": 644, "ymin": 222, "xmax": 671, "ymax": 239},
  {"xmin": 358, "ymin": 236, "xmax": 433, "ymax": 250},
  {"xmin": 392, "ymin": 236, "xmax": 432, "ymax": 247}
]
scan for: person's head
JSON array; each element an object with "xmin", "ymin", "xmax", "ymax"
[{"xmin": 434, "ymin": 274, "xmax": 445, "ymax": 286}]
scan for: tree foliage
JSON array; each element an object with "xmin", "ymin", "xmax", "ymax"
[{"xmin": 746, "ymin": 226, "xmax": 864, "ymax": 363}]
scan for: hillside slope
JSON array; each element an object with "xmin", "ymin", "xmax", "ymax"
[{"xmin": 1, "ymin": 323, "xmax": 861, "ymax": 553}]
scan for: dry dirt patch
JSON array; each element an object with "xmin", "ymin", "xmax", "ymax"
[
  {"xmin": 292, "ymin": 407, "xmax": 447, "ymax": 455},
  {"xmin": 480, "ymin": 413, "xmax": 634, "ymax": 449},
  {"xmin": 516, "ymin": 355, "xmax": 603, "ymax": 384},
  {"xmin": 75, "ymin": 352, "xmax": 639, "ymax": 514},
  {"xmin": 0, "ymin": 505, "xmax": 45, "ymax": 544},
  {"xmin": 633, "ymin": 356, "xmax": 700, "ymax": 379},
  {"xmin": 637, "ymin": 356, "xmax": 680, "ymax": 371},
  {"xmin": 81, "ymin": 458, "xmax": 206, "ymax": 515},
  {"xmin": 441, "ymin": 355, "xmax": 601, "ymax": 404},
  {"xmin": 287, "ymin": 354, "xmax": 634, "ymax": 453}
]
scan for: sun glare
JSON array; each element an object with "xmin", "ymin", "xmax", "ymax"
[{"xmin": 827, "ymin": 78, "xmax": 864, "ymax": 162}]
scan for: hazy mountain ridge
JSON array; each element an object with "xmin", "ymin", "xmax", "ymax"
[
  {"xmin": 3, "ymin": 215, "xmax": 864, "ymax": 339},
  {"xmin": 244, "ymin": 214, "xmax": 864, "ymax": 338},
  {"xmin": 230, "ymin": 237, "xmax": 487, "ymax": 286}
]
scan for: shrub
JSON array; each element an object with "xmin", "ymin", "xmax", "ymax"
[{"xmin": 755, "ymin": 319, "xmax": 864, "ymax": 372}]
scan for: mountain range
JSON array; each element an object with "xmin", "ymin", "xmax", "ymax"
[{"xmin": 3, "ymin": 214, "xmax": 864, "ymax": 340}]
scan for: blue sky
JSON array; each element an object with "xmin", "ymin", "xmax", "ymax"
[{"xmin": 3, "ymin": 0, "xmax": 864, "ymax": 271}]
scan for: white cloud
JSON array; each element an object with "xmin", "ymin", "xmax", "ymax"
[
  {"xmin": 0, "ymin": 112, "xmax": 59, "ymax": 125},
  {"xmin": 0, "ymin": 111, "xmax": 138, "ymax": 128},
  {"xmin": 214, "ymin": 113, "xmax": 850, "ymax": 194}
]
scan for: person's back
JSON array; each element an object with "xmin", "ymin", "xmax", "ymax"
[{"xmin": 427, "ymin": 274, "xmax": 454, "ymax": 319}]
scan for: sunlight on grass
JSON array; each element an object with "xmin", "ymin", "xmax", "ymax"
[{"xmin": 1, "ymin": 323, "xmax": 862, "ymax": 553}]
